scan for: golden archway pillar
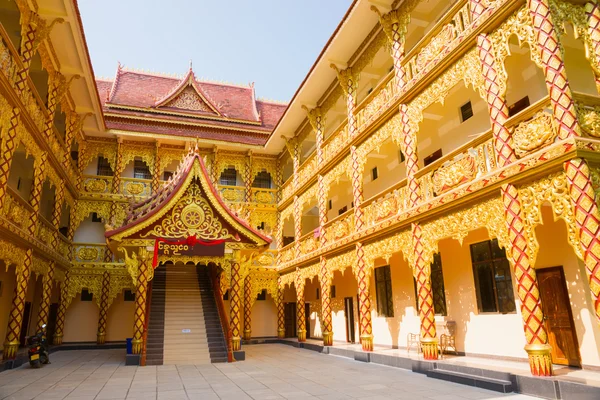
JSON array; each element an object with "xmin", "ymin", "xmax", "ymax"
[
  {"xmin": 293, "ymin": 195, "xmax": 301, "ymax": 258},
  {"xmin": 97, "ymin": 271, "xmax": 110, "ymax": 345},
  {"xmin": 585, "ymin": 2, "xmax": 600, "ymax": 93},
  {"xmin": 131, "ymin": 248, "xmax": 151, "ymax": 354},
  {"xmin": 109, "ymin": 139, "xmax": 124, "ymax": 225},
  {"xmin": 244, "ymin": 151, "xmax": 252, "ymax": 221},
  {"xmin": 53, "ymin": 271, "xmax": 70, "ymax": 345},
  {"xmin": 319, "ymin": 256, "xmax": 333, "ymax": 346},
  {"xmin": 243, "ymin": 274, "xmax": 252, "ymax": 341},
  {"xmin": 36, "ymin": 261, "xmax": 55, "ymax": 333},
  {"xmin": 355, "ymin": 242, "xmax": 373, "ymax": 351},
  {"xmin": 476, "ymin": 33, "xmax": 517, "ymax": 167},
  {"xmin": 277, "ymin": 276, "xmax": 285, "ymax": 338},
  {"xmin": 528, "ymin": 0, "xmax": 581, "ymax": 139},
  {"xmin": 305, "ymin": 107, "xmax": 328, "ymax": 246},
  {"xmin": 152, "ymin": 142, "xmax": 161, "ymax": 194},
  {"xmin": 564, "ymin": 158, "xmax": 600, "ymax": 322},
  {"xmin": 3, "ymin": 249, "xmax": 33, "ymax": 359},
  {"xmin": 230, "ymin": 260, "xmax": 242, "ymax": 351},
  {"xmin": 411, "ymin": 223, "xmax": 437, "ymax": 360},
  {"xmin": 26, "ymin": 152, "xmax": 48, "ymax": 236},
  {"xmin": 502, "ymin": 184, "xmax": 553, "ymax": 376},
  {"xmin": 469, "ymin": 0, "xmax": 487, "ymax": 21},
  {"xmin": 372, "ymin": 7, "xmax": 409, "ymax": 91},
  {"xmin": 295, "ymin": 268, "xmax": 306, "ymax": 342}
]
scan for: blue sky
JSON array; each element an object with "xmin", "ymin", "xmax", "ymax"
[{"xmin": 78, "ymin": 0, "xmax": 352, "ymax": 102}]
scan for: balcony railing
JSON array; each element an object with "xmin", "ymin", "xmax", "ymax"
[
  {"xmin": 57, "ymin": 234, "xmax": 71, "ymax": 259},
  {"xmin": 356, "ymin": 75, "xmax": 398, "ymax": 132},
  {"xmin": 299, "ymin": 230, "xmax": 319, "ymax": 255},
  {"xmin": 279, "ymin": 242, "xmax": 295, "ymax": 264},
  {"xmin": 73, "ymin": 243, "xmax": 108, "ymax": 263},
  {"xmin": 121, "ymin": 177, "xmax": 152, "ymax": 197},
  {"xmin": 218, "ymin": 184, "xmax": 245, "ymax": 203},
  {"xmin": 251, "ymin": 187, "xmax": 277, "ymax": 205},
  {"xmin": 36, "ymin": 216, "xmax": 55, "ymax": 244},
  {"xmin": 3, "ymin": 188, "xmax": 33, "ymax": 231},
  {"xmin": 83, "ymin": 175, "xmax": 113, "ymax": 194},
  {"xmin": 323, "ymin": 209, "xmax": 355, "ymax": 245}
]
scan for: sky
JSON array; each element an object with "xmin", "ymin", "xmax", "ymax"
[{"xmin": 78, "ymin": 0, "xmax": 353, "ymax": 102}]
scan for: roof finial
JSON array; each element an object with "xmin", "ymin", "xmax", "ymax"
[{"xmin": 189, "ymin": 59, "xmax": 193, "ymax": 71}]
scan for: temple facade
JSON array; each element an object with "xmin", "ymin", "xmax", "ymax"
[{"xmin": 1, "ymin": 0, "xmax": 600, "ymax": 378}]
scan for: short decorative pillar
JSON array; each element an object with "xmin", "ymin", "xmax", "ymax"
[
  {"xmin": 132, "ymin": 250, "xmax": 150, "ymax": 355},
  {"xmin": 3, "ymin": 249, "xmax": 33, "ymax": 359},
  {"xmin": 97, "ymin": 271, "xmax": 110, "ymax": 345},
  {"xmin": 243, "ymin": 274, "xmax": 252, "ymax": 341},
  {"xmin": 412, "ymin": 224, "xmax": 438, "ymax": 360},
  {"xmin": 564, "ymin": 158, "xmax": 600, "ymax": 322},
  {"xmin": 502, "ymin": 184, "xmax": 553, "ymax": 376},
  {"xmin": 230, "ymin": 261, "xmax": 242, "ymax": 351},
  {"xmin": 295, "ymin": 270, "xmax": 306, "ymax": 342},
  {"xmin": 277, "ymin": 277, "xmax": 285, "ymax": 338},
  {"xmin": 319, "ymin": 256, "xmax": 333, "ymax": 346},
  {"xmin": 356, "ymin": 243, "xmax": 373, "ymax": 351},
  {"xmin": 53, "ymin": 272, "xmax": 70, "ymax": 345},
  {"xmin": 36, "ymin": 261, "xmax": 55, "ymax": 332}
]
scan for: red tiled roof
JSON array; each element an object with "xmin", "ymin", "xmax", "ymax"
[{"xmin": 98, "ymin": 69, "xmax": 287, "ymax": 145}]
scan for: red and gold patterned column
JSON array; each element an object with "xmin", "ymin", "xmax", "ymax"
[
  {"xmin": 356, "ymin": 242, "xmax": 373, "ymax": 351},
  {"xmin": 318, "ymin": 175, "xmax": 328, "ymax": 247},
  {"xmin": 50, "ymin": 180, "xmax": 65, "ymax": 247},
  {"xmin": 372, "ymin": 7, "xmax": 408, "ymax": 90},
  {"xmin": 0, "ymin": 109, "xmax": 21, "ymax": 207},
  {"xmin": 528, "ymin": 0, "xmax": 580, "ymax": 139},
  {"xmin": 350, "ymin": 146, "xmax": 364, "ymax": 231},
  {"xmin": 97, "ymin": 271, "xmax": 110, "ymax": 345},
  {"xmin": 477, "ymin": 34, "xmax": 517, "ymax": 167},
  {"xmin": 230, "ymin": 261, "xmax": 242, "ymax": 350},
  {"xmin": 586, "ymin": 2, "xmax": 600, "ymax": 93},
  {"xmin": 132, "ymin": 250, "xmax": 150, "ymax": 354},
  {"xmin": 293, "ymin": 195, "xmax": 302, "ymax": 258},
  {"xmin": 334, "ymin": 67, "xmax": 358, "ymax": 140},
  {"xmin": 319, "ymin": 256, "xmax": 333, "ymax": 346},
  {"xmin": 244, "ymin": 152, "xmax": 252, "ymax": 221},
  {"xmin": 401, "ymin": 106, "xmax": 421, "ymax": 207},
  {"xmin": 152, "ymin": 142, "xmax": 161, "ymax": 194},
  {"xmin": 412, "ymin": 223, "xmax": 438, "ymax": 359},
  {"xmin": 469, "ymin": 0, "xmax": 486, "ymax": 21},
  {"xmin": 3, "ymin": 249, "xmax": 33, "ymax": 359},
  {"xmin": 564, "ymin": 158, "xmax": 600, "ymax": 322},
  {"xmin": 63, "ymin": 114, "xmax": 77, "ymax": 168},
  {"xmin": 53, "ymin": 271, "xmax": 70, "ymax": 345},
  {"xmin": 501, "ymin": 184, "xmax": 552, "ymax": 376},
  {"xmin": 277, "ymin": 276, "xmax": 285, "ymax": 338},
  {"xmin": 36, "ymin": 261, "xmax": 55, "ymax": 332},
  {"xmin": 27, "ymin": 152, "xmax": 48, "ymax": 235},
  {"xmin": 295, "ymin": 269, "xmax": 306, "ymax": 342},
  {"xmin": 109, "ymin": 139, "xmax": 124, "ymax": 224},
  {"xmin": 243, "ymin": 274, "xmax": 252, "ymax": 341}
]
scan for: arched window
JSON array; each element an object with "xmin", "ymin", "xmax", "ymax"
[
  {"xmin": 219, "ymin": 167, "xmax": 237, "ymax": 186},
  {"xmin": 252, "ymin": 171, "xmax": 272, "ymax": 189}
]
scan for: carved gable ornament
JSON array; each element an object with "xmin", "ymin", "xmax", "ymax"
[
  {"xmin": 165, "ymin": 86, "xmax": 215, "ymax": 113},
  {"xmin": 155, "ymin": 68, "xmax": 221, "ymax": 115}
]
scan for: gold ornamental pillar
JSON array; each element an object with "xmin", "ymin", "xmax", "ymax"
[
  {"xmin": 295, "ymin": 269, "xmax": 306, "ymax": 342},
  {"xmin": 305, "ymin": 107, "xmax": 328, "ymax": 247},
  {"xmin": 243, "ymin": 274, "xmax": 252, "ymax": 341},
  {"xmin": 585, "ymin": 2, "xmax": 600, "ymax": 93},
  {"xmin": 277, "ymin": 276, "xmax": 285, "ymax": 338},
  {"xmin": 412, "ymin": 223, "xmax": 438, "ymax": 359},
  {"xmin": 152, "ymin": 142, "xmax": 161, "ymax": 194},
  {"xmin": 36, "ymin": 261, "xmax": 55, "ymax": 333},
  {"xmin": 502, "ymin": 184, "xmax": 553, "ymax": 376},
  {"xmin": 3, "ymin": 249, "xmax": 33, "ymax": 359},
  {"xmin": 132, "ymin": 249, "xmax": 151, "ymax": 354},
  {"xmin": 97, "ymin": 271, "xmax": 110, "ymax": 345},
  {"xmin": 244, "ymin": 151, "xmax": 252, "ymax": 221},
  {"xmin": 26, "ymin": 152, "xmax": 48, "ymax": 236},
  {"xmin": 293, "ymin": 195, "xmax": 301, "ymax": 259},
  {"xmin": 230, "ymin": 260, "xmax": 242, "ymax": 351},
  {"xmin": 319, "ymin": 256, "xmax": 333, "ymax": 346},
  {"xmin": 356, "ymin": 243, "xmax": 373, "ymax": 351},
  {"xmin": 528, "ymin": 0, "xmax": 581, "ymax": 139},
  {"xmin": 53, "ymin": 271, "xmax": 70, "ymax": 345}
]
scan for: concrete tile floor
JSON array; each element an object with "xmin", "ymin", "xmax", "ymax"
[{"xmin": 0, "ymin": 344, "xmax": 539, "ymax": 400}]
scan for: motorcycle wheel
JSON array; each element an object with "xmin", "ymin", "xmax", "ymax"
[
  {"xmin": 29, "ymin": 359, "xmax": 41, "ymax": 369},
  {"xmin": 41, "ymin": 353, "xmax": 49, "ymax": 365}
]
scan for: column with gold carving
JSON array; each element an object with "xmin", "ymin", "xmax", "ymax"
[
  {"xmin": 36, "ymin": 261, "xmax": 55, "ymax": 333},
  {"xmin": 97, "ymin": 271, "xmax": 110, "ymax": 345},
  {"xmin": 355, "ymin": 243, "xmax": 373, "ymax": 351},
  {"xmin": 319, "ymin": 256, "xmax": 333, "ymax": 346},
  {"xmin": 243, "ymin": 274, "xmax": 252, "ymax": 341},
  {"xmin": 501, "ymin": 184, "xmax": 553, "ymax": 376},
  {"xmin": 295, "ymin": 269, "xmax": 306, "ymax": 342},
  {"xmin": 152, "ymin": 142, "xmax": 161, "ymax": 194},
  {"xmin": 528, "ymin": 0, "xmax": 580, "ymax": 138},
  {"xmin": 277, "ymin": 276, "xmax": 285, "ymax": 338},
  {"xmin": 412, "ymin": 223, "xmax": 437, "ymax": 359},
  {"xmin": 244, "ymin": 151, "xmax": 252, "ymax": 221},
  {"xmin": 53, "ymin": 271, "xmax": 70, "ymax": 345},
  {"xmin": 230, "ymin": 259, "xmax": 242, "ymax": 351},
  {"xmin": 585, "ymin": 2, "xmax": 600, "ymax": 93},
  {"xmin": 132, "ymin": 249, "xmax": 151, "ymax": 355},
  {"xmin": 3, "ymin": 249, "xmax": 33, "ymax": 359},
  {"xmin": 293, "ymin": 195, "xmax": 301, "ymax": 259}
]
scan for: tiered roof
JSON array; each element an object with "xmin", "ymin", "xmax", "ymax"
[{"xmin": 97, "ymin": 65, "xmax": 287, "ymax": 146}]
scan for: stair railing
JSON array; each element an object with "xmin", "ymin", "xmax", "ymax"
[
  {"xmin": 140, "ymin": 278, "xmax": 153, "ymax": 366},
  {"xmin": 211, "ymin": 265, "xmax": 234, "ymax": 362}
]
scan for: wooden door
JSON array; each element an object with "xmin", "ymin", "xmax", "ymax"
[
  {"xmin": 284, "ymin": 302, "xmax": 296, "ymax": 338},
  {"xmin": 537, "ymin": 267, "xmax": 581, "ymax": 367},
  {"xmin": 344, "ymin": 297, "xmax": 355, "ymax": 343},
  {"xmin": 305, "ymin": 303, "xmax": 310, "ymax": 339}
]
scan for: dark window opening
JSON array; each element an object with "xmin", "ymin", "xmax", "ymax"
[
  {"xmin": 431, "ymin": 253, "xmax": 447, "ymax": 316},
  {"xmin": 460, "ymin": 101, "xmax": 473, "ymax": 122},
  {"xmin": 59, "ymin": 226, "xmax": 68, "ymax": 237},
  {"xmin": 328, "ymin": 199, "xmax": 332, "ymax": 210},
  {"xmin": 97, "ymin": 156, "xmax": 113, "ymax": 177},
  {"xmin": 470, "ymin": 239, "xmax": 516, "ymax": 314},
  {"xmin": 123, "ymin": 290, "xmax": 135, "ymax": 302},
  {"xmin": 163, "ymin": 171, "xmax": 173, "ymax": 181},
  {"xmin": 424, "ymin": 149, "xmax": 443, "ymax": 167},
  {"xmin": 375, "ymin": 265, "xmax": 394, "ymax": 317},
  {"xmin": 331, "ymin": 285, "xmax": 336, "ymax": 298},
  {"xmin": 316, "ymin": 288, "xmax": 320, "ymax": 300},
  {"xmin": 283, "ymin": 236, "xmax": 295, "ymax": 247},
  {"xmin": 338, "ymin": 206, "xmax": 348, "ymax": 216},
  {"xmin": 91, "ymin": 213, "xmax": 102, "ymax": 223},
  {"xmin": 71, "ymin": 151, "xmax": 79, "ymax": 162},
  {"xmin": 223, "ymin": 289, "xmax": 229, "ymax": 301},
  {"xmin": 257, "ymin": 221, "xmax": 265, "ymax": 231},
  {"xmin": 372, "ymin": 167, "xmax": 378, "ymax": 181},
  {"xmin": 508, "ymin": 96, "xmax": 530, "ymax": 117},
  {"xmin": 81, "ymin": 289, "xmax": 93, "ymax": 302},
  {"xmin": 134, "ymin": 160, "xmax": 151, "ymax": 180},
  {"xmin": 399, "ymin": 150, "xmax": 405, "ymax": 163},
  {"xmin": 257, "ymin": 289, "xmax": 267, "ymax": 301},
  {"xmin": 252, "ymin": 171, "xmax": 272, "ymax": 189},
  {"xmin": 220, "ymin": 167, "xmax": 237, "ymax": 186}
]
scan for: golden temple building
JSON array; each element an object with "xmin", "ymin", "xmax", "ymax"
[{"xmin": 1, "ymin": 0, "xmax": 600, "ymax": 396}]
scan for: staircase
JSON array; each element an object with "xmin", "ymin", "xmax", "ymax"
[
  {"xmin": 196, "ymin": 266, "xmax": 228, "ymax": 363},
  {"xmin": 145, "ymin": 264, "xmax": 166, "ymax": 366}
]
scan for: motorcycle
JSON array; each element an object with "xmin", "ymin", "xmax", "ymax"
[{"xmin": 27, "ymin": 324, "xmax": 50, "ymax": 368}]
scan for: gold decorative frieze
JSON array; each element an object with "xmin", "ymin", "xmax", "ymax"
[
  {"xmin": 512, "ymin": 112, "xmax": 557, "ymax": 157},
  {"xmin": 432, "ymin": 155, "xmax": 477, "ymax": 195}
]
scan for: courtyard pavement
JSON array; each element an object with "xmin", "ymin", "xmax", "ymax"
[{"xmin": 0, "ymin": 344, "xmax": 539, "ymax": 400}]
